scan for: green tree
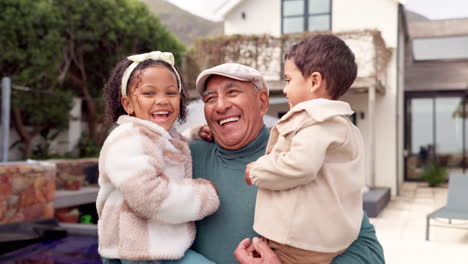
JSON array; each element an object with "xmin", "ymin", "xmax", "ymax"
[
  {"xmin": 55, "ymin": 0, "xmax": 185, "ymax": 147},
  {"xmin": 1, "ymin": 0, "xmax": 185, "ymax": 158},
  {"xmin": 0, "ymin": 0, "xmax": 72, "ymax": 157}
]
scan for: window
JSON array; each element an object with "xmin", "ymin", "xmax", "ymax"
[
  {"xmin": 282, "ymin": 0, "xmax": 331, "ymax": 34},
  {"xmin": 405, "ymin": 93, "xmax": 467, "ymax": 180},
  {"xmin": 412, "ymin": 36, "xmax": 468, "ymax": 61}
]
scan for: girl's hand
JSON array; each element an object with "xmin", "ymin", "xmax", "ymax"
[
  {"xmin": 245, "ymin": 162, "xmax": 253, "ymax": 185},
  {"xmin": 199, "ymin": 125, "xmax": 213, "ymax": 142},
  {"xmin": 197, "ymin": 178, "xmax": 218, "ymax": 195}
]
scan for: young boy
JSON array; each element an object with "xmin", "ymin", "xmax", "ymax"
[{"xmin": 244, "ymin": 34, "xmax": 365, "ymax": 264}]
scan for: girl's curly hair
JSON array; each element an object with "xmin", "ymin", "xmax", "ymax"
[{"xmin": 104, "ymin": 58, "xmax": 188, "ymax": 124}]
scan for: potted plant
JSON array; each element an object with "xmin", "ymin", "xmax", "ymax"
[
  {"xmin": 55, "ymin": 208, "xmax": 80, "ymax": 223},
  {"xmin": 421, "ymin": 159, "xmax": 449, "ymax": 187}
]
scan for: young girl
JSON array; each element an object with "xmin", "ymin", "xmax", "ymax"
[{"xmin": 97, "ymin": 51, "xmax": 219, "ymax": 264}]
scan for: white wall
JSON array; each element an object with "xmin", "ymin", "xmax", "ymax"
[
  {"xmin": 48, "ymin": 98, "xmax": 82, "ymax": 156},
  {"xmin": 224, "ymin": 0, "xmax": 281, "ymax": 36},
  {"xmin": 396, "ymin": 16, "xmax": 405, "ymax": 195},
  {"xmin": 335, "ymin": 0, "xmax": 401, "ymax": 194},
  {"xmin": 7, "ymin": 98, "xmax": 83, "ymax": 161},
  {"xmin": 7, "ymin": 129, "xmax": 25, "ymax": 161},
  {"xmin": 340, "ymin": 93, "xmax": 370, "ymax": 183},
  {"xmin": 224, "ymin": 0, "xmax": 400, "ymax": 45},
  {"xmin": 333, "ymin": 0, "xmax": 399, "ymax": 48}
]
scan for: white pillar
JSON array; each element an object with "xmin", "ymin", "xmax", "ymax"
[
  {"xmin": 1, "ymin": 77, "xmax": 11, "ymax": 162},
  {"xmin": 368, "ymin": 84, "xmax": 376, "ymax": 187}
]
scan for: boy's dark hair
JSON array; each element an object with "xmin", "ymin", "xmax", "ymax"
[
  {"xmin": 284, "ymin": 34, "xmax": 358, "ymax": 99},
  {"xmin": 104, "ymin": 58, "xmax": 188, "ymax": 123}
]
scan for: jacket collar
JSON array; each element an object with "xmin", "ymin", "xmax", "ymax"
[
  {"xmin": 275, "ymin": 99, "xmax": 354, "ymax": 135},
  {"xmin": 117, "ymin": 115, "xmax": 174, "ymax": 139}
]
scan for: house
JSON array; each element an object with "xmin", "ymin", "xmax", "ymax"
[
  {"xmin": 404, "ymin": 15, "xmax": 468, "ymax": 181},
  {"xmin": 211, "ymin": 0, "xmax": 408, "ymax": 197}
]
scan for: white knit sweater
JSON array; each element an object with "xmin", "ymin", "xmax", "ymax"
[{"xmin": 96, "ymin": 115, "xmax": 219, "ymax": 261}]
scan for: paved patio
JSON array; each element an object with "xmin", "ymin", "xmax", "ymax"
[{"xmin": 370, "ymin": 182, "xmax": 468, "ymax": 263}]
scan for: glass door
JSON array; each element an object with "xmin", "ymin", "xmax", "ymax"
[
  {"xmin": 435, "ymin": 97, "xmax": 463, "ymax": 175},
  {"xmin": 405, "ymin": 93, "xmax": 466, "ymax": 180},
  {"xmin": 405, "ymin": 97, "xmax": 434, "ymax": 180}
]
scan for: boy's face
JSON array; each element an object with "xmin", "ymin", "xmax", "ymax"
[
  {"xmin": 283, "ymin": 59, "xmax": 330, "ymax": 108},
  {"xmin": 121, "ymin": 66, "xmax": 180, "ymax": 131},
  {"xmin": 283, "ymin": 59, "xmax": 313, "ymax": 108}
]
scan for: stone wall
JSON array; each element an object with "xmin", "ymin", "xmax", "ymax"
[
  {"xmin": 48, "ymin": 158, "xmax": 98, "ymax": 190},
  {"xmin": 0, "ymin": 162, "xmax": 56, "ymax": 225},
  {"xmin": 0, "ymin": 158, "xmax": 98, "ymax": 225}
]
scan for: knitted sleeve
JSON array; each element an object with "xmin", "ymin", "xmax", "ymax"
[
  {"xmin": 102, "ymin": 125, "xmax": 219, "ymax": 224},
  {"xmin": 181, "ymin": 123, "xmax": 207, "ymax": 142}
]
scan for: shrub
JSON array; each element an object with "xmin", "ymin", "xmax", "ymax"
[{"xmin": 421, "ymin": 160, "xmax": 448, "ymax": 187}]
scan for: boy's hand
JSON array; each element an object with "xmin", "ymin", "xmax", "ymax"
[
  {"xmin": 245, "ymin": 162, "xmax": 253, "ymax": 185},
  {"xmin": 199, "ymin": 125, "xmax": 213, "ymax": 142}
]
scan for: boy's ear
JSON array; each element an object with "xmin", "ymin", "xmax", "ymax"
[
  {"xmin": 308, "ymin": 72, "xmax": 324, "ymax": 93},
  {"xmin": 121, "ymin": 96, "xmax": 133, "ymax": 115}
]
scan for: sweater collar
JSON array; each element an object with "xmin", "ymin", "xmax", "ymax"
[
  {"xmin": 215, "ymin": 126, "xmax": 269, "ymax": 160},
  {"xmin": 116, "ymin": 115, "xmax": 176, "ymax": 139}
]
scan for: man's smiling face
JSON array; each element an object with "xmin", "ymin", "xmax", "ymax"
[{"xmin": 202, "ymin": 75, "xmax": 269, "ymax": 150}]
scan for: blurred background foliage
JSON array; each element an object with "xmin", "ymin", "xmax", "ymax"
[{"xmin": 0, "ymin": 0, "xmax": 186, "ymax": 158}]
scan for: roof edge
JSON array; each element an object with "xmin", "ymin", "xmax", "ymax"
[{"xmin": 215, "ymin": 0, "xmax": 245, "ymax": 19}]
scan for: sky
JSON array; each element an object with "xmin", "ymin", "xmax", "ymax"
[
  {"xmin": 405, "ymin": 0, "xmax": 468, "ymax": 20},
  {"xmin": 167, "ymin": 0, "xmax": 226, "ymax": 21},
  {"xmin": 167, "ymin": 0, "xmax": 468, "ymax": 21}
]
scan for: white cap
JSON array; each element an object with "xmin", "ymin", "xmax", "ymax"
[{"xmin": 196, "ymin": 63, "xmax": 269, "ymax": 95}]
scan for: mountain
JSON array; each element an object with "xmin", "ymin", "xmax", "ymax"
[{"xmin": 140, "ymin": 0, "xmax": 224, "ymax": 47}]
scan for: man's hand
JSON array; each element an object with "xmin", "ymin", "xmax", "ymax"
[
  {"xmin": 199, "ymin": 125, "xmax": 213, "ymax": 142},
  {"xmin": 234, "ymin": 237, "xmax": 282, "ymax": 264}
]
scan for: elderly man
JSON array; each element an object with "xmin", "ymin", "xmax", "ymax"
[{"xmin": 189, "ymin": 63, "xmax": 384, "ymax": 264}]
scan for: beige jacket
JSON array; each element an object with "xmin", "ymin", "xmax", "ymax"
[{"xmin": 250, "ymin": 99, "xmax": 365, "ymax": 253}]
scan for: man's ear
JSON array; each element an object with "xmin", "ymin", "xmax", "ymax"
[
  {"xmin": 308, "ymin": 72, "xmax": 324, "ymax": 93},
  {"xmin": 258, "ymin": 89, "xmax": 270, "ymax": 116},
  {"xmin": 121, "ymin": 96, "xmax": 133, "ymax": 115}
]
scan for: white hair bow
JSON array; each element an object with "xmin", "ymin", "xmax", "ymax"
[
  {"xmin": 127, "ymin": 51, "xmax": 175, "ymax": 65},
  {"xmin": 121, "ymin": 51, "xmax": 181, "ymax": 96}
]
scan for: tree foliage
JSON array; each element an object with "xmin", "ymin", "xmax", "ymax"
[
  {"xmin": 0, "ymin": 0, "xmax": 71, "ymax": 157},
  {"xmin": 0, "ymin": 0, "xmax": 185, "ymax": 158},
  {"xmin": 56, "ymin": 0, "xmax": 185, "ymax": 147},
  {"xmin": 0, "ymin": 0, "xmax": 63, "ymax": 84}
]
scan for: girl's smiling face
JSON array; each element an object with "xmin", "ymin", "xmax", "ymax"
[{"xmin": 121, "ymin": 65, "xmax": 180, "ymax": 131}]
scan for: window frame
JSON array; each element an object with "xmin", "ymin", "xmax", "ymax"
[
  {"xmin": 281, "ymin": 0, "xmax": 332, "ymax": 34},
  {"xmin": 404, "ymin": 91, "xmax": 468, "ymax": 181},
  {"xmin": 412, "ymin": 36, "xmax": 468, "ymax": 62}
]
